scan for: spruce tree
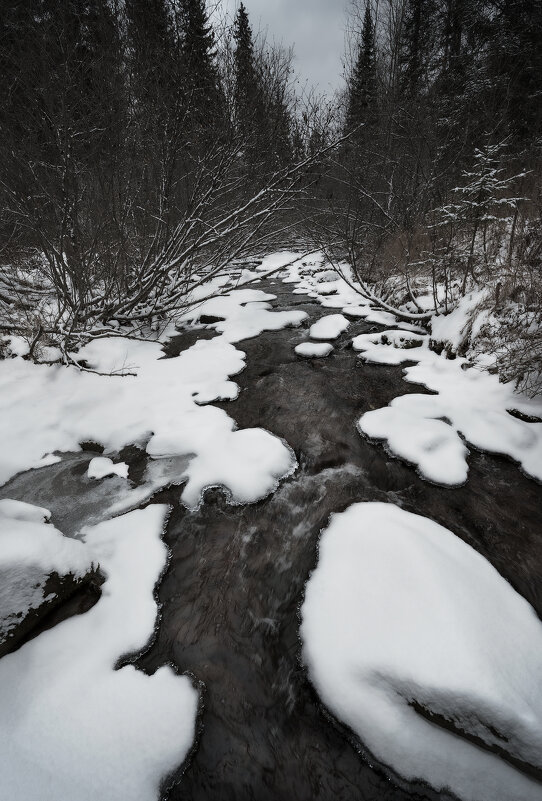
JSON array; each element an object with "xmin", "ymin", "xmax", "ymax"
[
  {"xmin": 399, "ymin": 0, "xmax": 437, "ymax": 96},
  {"xmin": 179, "ymin": 0, "xmax": 222, "ymax": 124},
  {"xmin": 233, "ymin": 2, "xmax": 262, "ymax": 140},
  {"xmin": 345, "ymin": 5, "xmax": 377, "ymax": 134}
]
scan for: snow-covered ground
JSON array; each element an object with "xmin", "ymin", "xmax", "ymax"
[
  {"xmin": 0, "ymin": 281, "xmax": 304, "ymax": 507},
  {"xmin": 0, "ymin": 504, "xmax": 198, "ymax": 801},
  {"xmin": 301, "ymin": 502, "xmax": 542, "ymax": 801}
]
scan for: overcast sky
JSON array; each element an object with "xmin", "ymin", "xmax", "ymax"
[{"xmin": 219, "ymin": 0, "xmax": 349, "ymax": 94}]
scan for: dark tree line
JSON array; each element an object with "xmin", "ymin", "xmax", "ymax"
[
  {"xmin": 0, "ymin": 0, "xmax": 311, "ymax": 345},
  {"xmin": 1, "ymin": 0, "xmax": 540, "ymax": 388}
]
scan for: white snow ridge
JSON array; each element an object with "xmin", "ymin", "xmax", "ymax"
[{"xmin": 301, "ymin": 502, "xmax": 542, "ymax": 801}]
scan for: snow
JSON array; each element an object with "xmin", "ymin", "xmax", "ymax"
[
  {"xmin": 356, "ymin": 332, "xmax": 542, "ymax": 485},
  {"xmin": 0, "ymin": 504, "xmax": 199, "ymax": 801},
  {"xmin": 301, "ymin": 502, "xmax": 542, "ymax": 801},
  {"xmin": 0, "ymin": 289, "xmax": 298, "ymax": 509},
  {"xmin": 0, "ymin": 498, "xmax": 51, "ymax": 523},
  {"xmin": 87, "ymin": 457, "xmax": 129, "ymax": 480},
  {"xmin": 430, "ymin": 289, "xmax": 487, "ymax": 350},
  {"xmin": 294, "ymin": 342, "xmax": 334, "ymax": 358},
  {"xmin": 177, "ymin": 288, "xmax": 307, "ymax": 343},
  {"xmin": 309, "ymin": 314, "xmax": 350, "ymax": 341},
  {"xmin": 0, "ymin": 500, "xmax": 90, "ymax": 643},
  {"xmin": 352, "ymin": 329, "xmax": 427, "ymax": 365}
]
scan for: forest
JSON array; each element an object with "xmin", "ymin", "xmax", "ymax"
[{"xmin": 1, "ymin": 0, "xmax": 541, "ymax": 392}]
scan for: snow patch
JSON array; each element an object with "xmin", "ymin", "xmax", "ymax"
[
  {"xmin": 301, "ymin": 502, "xmax": 542, "ymax": 801},
  {"xmin": 87, "ymin": 457, "xmax": 129, "ymax": 481},
  {"xmin": 309, "ymin": 314, "xmax": 350, "ymax": 341},
  {"xmin": 294, "ymin": 342, "xmax": 334, "ymax": 358},
  {"xmin": 356, "ymin": 332, "xmax": 542, "ymax": 484}
]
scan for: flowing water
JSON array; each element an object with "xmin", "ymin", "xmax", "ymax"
[{"xmin": 3, "ymin": 279, "xmax": 542, "ymax": 800}]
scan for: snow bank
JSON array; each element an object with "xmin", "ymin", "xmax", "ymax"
[
  {"xmin": 356, "ymin": 334, "xmax": 542, "ymax": 484},
  {"xmin": 0, "ymin": 291, "xmax": 298, "ymax": 508},
  {"xmin": 0, "ymin": 500, "xmax": 90, "ymax": 648},
  {"xmin": 0, "ymin": 505, "xmax": 199, "ymax": 801},
  {"xmin": 87, "ymin": 457, "xmax": 129, "ymax": 480},
  {"xmin": 309, "ymin": 314, "xmax": 350, "ymax": 341},
  {"xmin": 301, "ymin": 502, "xmax": 542, "ymax": 801},
  {"xmin": 430, "ymin": 289, "xmax": 487, "ymax": 351},
  {"xmin": 294, "ymin": 342, "xmax": 334, "ymax": 358}
]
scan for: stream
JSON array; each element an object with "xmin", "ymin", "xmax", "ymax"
[{"xmin": 2, "ymin": 278, "xmax": 542, "ymax": 800}]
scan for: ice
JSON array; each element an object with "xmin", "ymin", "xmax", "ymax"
[
  {"xmin": 87, "ymin": 457, "xmax": 129, "ymax": 480},
  {"xmin": 294, "ymin": 342, "xmax": 334, "ymax": 358},
  {"xmin": 309, "ymin": 314, "xmax": 350, "ymax": 340},
  {"xmin": 301, "ymin": 502, "xmax": 542, "ymax": 801},
  {"xmin": 0, "ymin": 505, "xmax": 199, "ymax": 801}
]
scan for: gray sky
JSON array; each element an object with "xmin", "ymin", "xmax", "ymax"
[{"xmin": 219, "ymin": 0, "xmax": 348, "ymax": 94}]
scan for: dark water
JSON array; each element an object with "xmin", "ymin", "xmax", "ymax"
[{"xmin": 3, "ymin": 279, "xmax": 542, "ymax": 800}]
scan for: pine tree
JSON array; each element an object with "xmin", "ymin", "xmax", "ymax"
[{"xmin": 345, "ymin": 5, "xmax": 377, "ymax": 134}]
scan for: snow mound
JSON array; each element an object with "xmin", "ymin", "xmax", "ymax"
[
  {"xmin": 309, "ymin": 314, "xmax": 350, "ymax": 341},
  {"xmin": 352, "ymin": 329, "xmax": 427, "ymax": 364},
  {"xmin": 301, "ymin": 502, "xmax": 542, "ymax": 801},
  {"xmin": 0, "ymin": 505, "xmax": 199, "ymax": 801},
  {"xmin": 0, "ymin": 500, "xmax": 91, "ymax": 650},
  {"xmin": 294, "ymin": 342, "xmax": 334, "ymax": 358},
  {"xmin": 87, "ymin": 457, "xmax": 129, "ymax": 480}
]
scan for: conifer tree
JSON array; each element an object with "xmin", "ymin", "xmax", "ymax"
[
  {"xmin": 179, "ymin": 0, "xmax": 222, "ymax": 124},
  {"xmin": 345, "ymin": 5, "xmax": 377, "ymax": 133},
  {"xmin": 399, "ymin": 0, "xmax": 437, "ymax": 96},
  {"xmin": 233, "ymin": 2, "xmax": 262, "ymax": 140}
]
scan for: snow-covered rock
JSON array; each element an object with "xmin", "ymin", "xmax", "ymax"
[
  {"xmin": 352, "ymin": 329, "xmax": 427, "ymax": 365},
  {"xmin": 87, "ymin": 457, "xmax": 129, "ymax": 480},
  {"xmin": 0, "ymin": 500, "xmax": 92, "ymax": 657},
  {"xmin": 309, "ymin": 314, "xmax": 350, "ymax": 341},
  {"xmin": 301, "ymin": 502, "xmax": 542, "ymax": 801},
  {"xmin": 0, "ymin": 505, "xmax": 199, "ymax": 801},
  {"xmin": 294, "ymin": 342, "xmax": 334, "ymax": 358}
]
